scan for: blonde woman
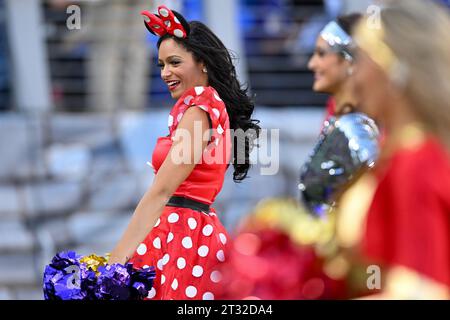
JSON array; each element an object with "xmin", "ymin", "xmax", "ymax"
[{"xmin": 349, "ymin": 0, "xmax": 450, "ymax": 299}]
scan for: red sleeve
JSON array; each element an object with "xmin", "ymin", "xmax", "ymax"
[
  {"xmin": 168, "ymin": 86, "xmax": 230, "ymax": 149},
  {"xmin": 362, "ymin": 139, "xmax": 450, "ymax": 288},
  {"xmin": 170, "ymin": 86, "xmax": 227, "ymax": 129}
]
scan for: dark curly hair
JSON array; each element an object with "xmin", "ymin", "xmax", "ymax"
[{"xmin": 157, "ymin": 21, "xmax": 261, "ymax": 182}]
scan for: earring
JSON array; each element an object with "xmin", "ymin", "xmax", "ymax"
[
  {"xmin": 202, "ymin": 68, "xmax": 208, "ymax": 73},
  {"xmin": 347, "ymin": 67, "xmax": 354, "ymax": 76}
]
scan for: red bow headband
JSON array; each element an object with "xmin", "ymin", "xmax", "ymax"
[{"xmin": 141, "ymin": 5, "xmax": 190, "ymax": 39}]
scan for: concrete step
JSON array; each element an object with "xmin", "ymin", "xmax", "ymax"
[{"xmin": 0, "ymin": 221, "xmax": 34, "ymax": 254}]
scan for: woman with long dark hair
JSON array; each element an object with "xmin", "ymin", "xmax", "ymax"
[{"xmin": 107, "ymin": 5, "xmax": 260, "ymax": 300}]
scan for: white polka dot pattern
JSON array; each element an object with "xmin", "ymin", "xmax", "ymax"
[
  {"xmin": 147, "ymin": 287, "xmax": 156, "ymax": 298},
  {"xmin": 162, "ymin": 253, "xmax": 170, "ymax": 265},
  {"xmin": 188, "ymin": 217, "xmax": 197, "ymax": 230},
  {"xmin": 192, "ymin": 265, "xmax": 203, "ymax": 277},
  {"xmin": 167, "ymin": 232, "xmax": 174, "ymax": 243},
  {"xmin": 184, "ymin": 95, "xmax": 194, "ymax": 105},
  {"xmin": 182, "ymin": 236, "xmax": 193, "ymax": 249},
  {"xmin": 186, "ymin": 286, "xmax": 197, "ymax": 298},
  {"xmin": 216, "ymin": 250, "xmax": 225, "ymax": 262},
  {"xmin": 168, "ymin": 213, "xmax": 179, "ymax": 223},
  {"xmin": 212, "ymin": 108, "xmax": 220, "ymax": 119},
  {"xmin": 203, "ymin": 292, "xmax": 214, "ymax": 300},
  {"xmin": 195, "ymin": 86, "xmax": 205, "ymax": 95},
  {"xmin": 171, "ymin": 278, "xmax": 178, "ymax": 290},
  {"xmin": 177, "ymin": 257, "xmax": 186, "ymax": 269},
  {"xmin": 217, "ymin": 124, "xmax": 224, "ymax": 135},
  {"xmin": 174, "ymin": 29, "xmax": 184, "ymax": 38},
  {"xmin": 198, "ymin": 245, "xmax": 209, "ymax": 257},
  {"xmin": 136, "ymin": 243, "xmax": 147, "ymax": 255},
  {"xmin": 202, "ymin": 224, "xmax": 213, "ymax": 236},
  {"xmin": 219, "ymin": 233, "xmax": 227, "ymax": 245},
  {"xmin": 210, "ymin": 271, "xmax": 222, "ymax": 283},
  {"xmin": 159, "ymin": 8, "xmax": 169, "ymax": 17},
  {"xmin": 153, "ymin": 237, "xmax": 161, "ymax": 249}
]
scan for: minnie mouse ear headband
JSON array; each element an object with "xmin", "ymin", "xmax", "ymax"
[
  {"xmin": 320, "ymin": 21, "xmax": 355, "ymax": 61},
  {"xmin": 141, "ymin": 5, "xmax": 190, "ymax": 39}
]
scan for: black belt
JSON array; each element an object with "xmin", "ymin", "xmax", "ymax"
[{"xmin": 166, "ymin": 196, "xmax": 210, "ymax": 213}]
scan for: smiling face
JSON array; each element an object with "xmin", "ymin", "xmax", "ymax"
[
  {"xmin": 308, "ymin": 37, "xmax": 351, "ymax": 94},
  {"xmin": 158, "ymin": 38, "xmax": 208, "ymax": 100}
]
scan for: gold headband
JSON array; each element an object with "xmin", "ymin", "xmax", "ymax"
[{"xmin": 353, "ymin": 18, "xmax": 398, "ymax": 74}]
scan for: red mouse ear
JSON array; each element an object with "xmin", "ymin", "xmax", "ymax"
[
  {"xmin": 141, "ymin": 10, "xmax": 167, "ymax": 37},
  {"xmin": 172, "ymin": 10, "xmax": 190, "ymax": 37},
  {"xmin": 157, "ymin": 5, "xmax": 188, "ymax": 38}
]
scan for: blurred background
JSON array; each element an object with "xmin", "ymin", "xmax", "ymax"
[{"xmin": 0, "ymin": 0, "xmax": 374, "ymax": 299}]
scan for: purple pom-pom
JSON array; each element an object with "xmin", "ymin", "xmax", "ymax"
[
  {"xmin": 95, "ymin": 264, "xmax": 131, "ymax": 300},
  {"xmin": 43, "ymin": 251, "xmax": 156, "ymax": 300},
  {"xmin": 127, "ymin": 263, "xmax": 156, "ymax": 300},
  {"xmin": 80, "ymin": 267, "xmax": 97, "ymax": 300},
  {"xmin": 43, "ymin": 251, "xmax": 88, "ymax": 300}
]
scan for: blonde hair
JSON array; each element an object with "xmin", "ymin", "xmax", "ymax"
[{"xmin": 379, "ymin": 0, "xmax": 450, "ymax": 149}]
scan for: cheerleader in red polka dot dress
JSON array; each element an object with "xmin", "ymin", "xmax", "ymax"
[
  {"xmin": 107, "ymin": 6, "xmax": 260, "ymax": 300},
  {"xmin": 130, "ymin": 86, "xmax": 232, "ymax": 300}
]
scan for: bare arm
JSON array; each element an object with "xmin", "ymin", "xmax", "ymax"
[{"xmin": 108, "ymin": 107, "xmax": 210, "ymax": 264}]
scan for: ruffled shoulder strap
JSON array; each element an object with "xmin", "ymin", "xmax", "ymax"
[{"xmin": 167, "ymin": 86, "xmax": 229, "ymax": 146}]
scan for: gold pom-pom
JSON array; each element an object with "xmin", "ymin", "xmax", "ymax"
[{"xmin": 80, "ymin": 254, "xmax": 109, "ymax": 274}]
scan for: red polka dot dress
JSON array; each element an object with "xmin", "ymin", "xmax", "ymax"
[{"xmin": 129, "ymin": 86, "xmax": 232, "ymax": 300}]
